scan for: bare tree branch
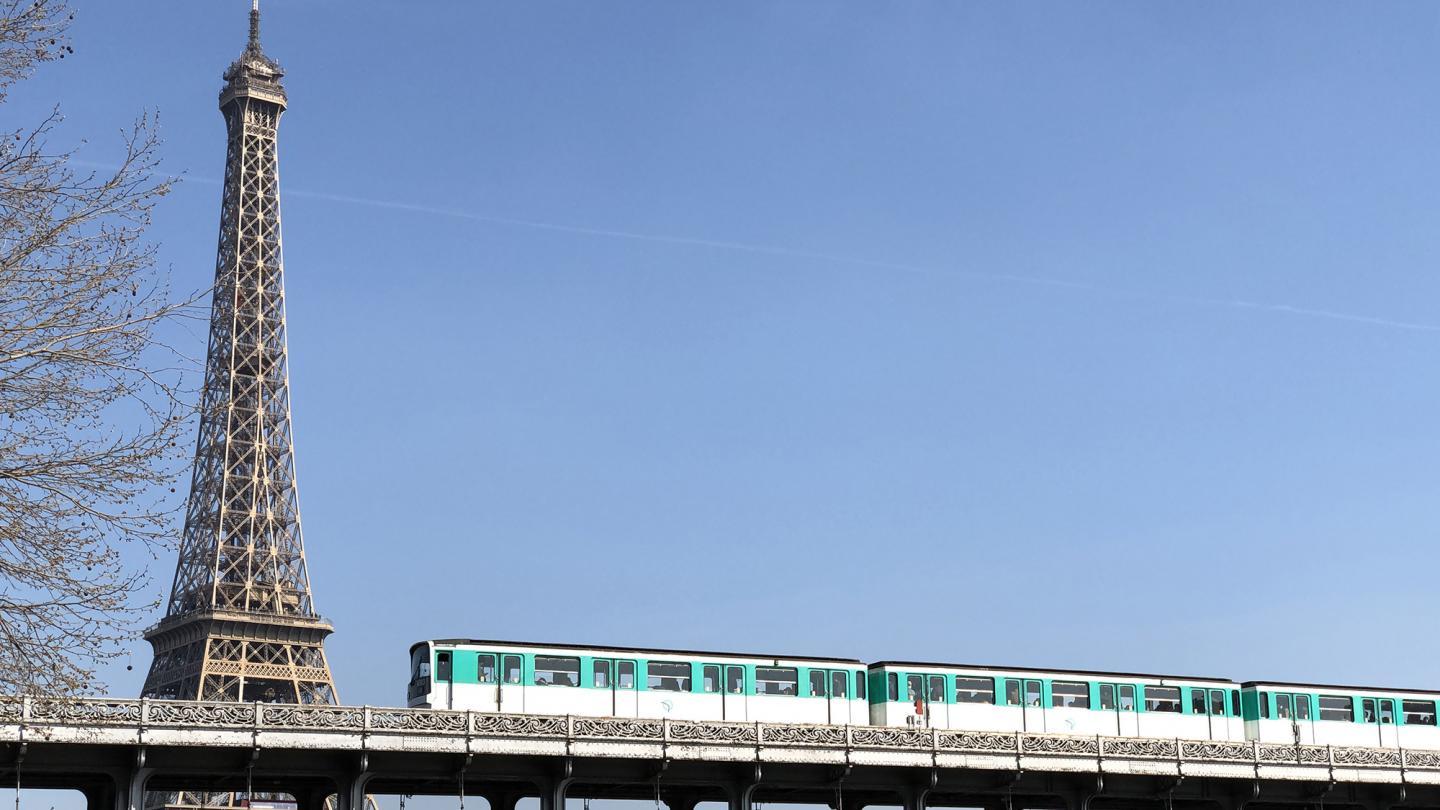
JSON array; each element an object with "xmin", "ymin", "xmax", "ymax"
[{"xmin": 0, "ymin": 0, "xmax": 198, "ymax": 695}]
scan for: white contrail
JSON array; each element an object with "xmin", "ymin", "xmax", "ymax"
[
  {"xmin": 73, "ymin": 160, "xmax": 1440, "ymax": 334},
  {"xmin": 280, "ymin": 187, "xmax": 1440, "ymax": 334}
]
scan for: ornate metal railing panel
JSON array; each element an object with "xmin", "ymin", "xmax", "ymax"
[{"xmin": 5, "ymin": 697, "xmax": 1440, "ymax": 785}]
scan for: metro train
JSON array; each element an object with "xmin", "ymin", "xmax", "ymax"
[{"xmin": 408, "ymin": 639, "xmax": 1440, "ymax": 750}]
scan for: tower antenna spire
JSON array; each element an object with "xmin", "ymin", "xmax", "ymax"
[{"xmin": 249, "ymin": 0, "xmax": 261, "ymax": 50}]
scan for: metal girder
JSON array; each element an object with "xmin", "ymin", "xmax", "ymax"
[{"xmin": 140, "ymin": 0, "xmax": 337, "ymax": 733}]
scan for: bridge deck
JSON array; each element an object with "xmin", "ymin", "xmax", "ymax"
[{"xmin": 0, "ymin": 698, "xmax": 1430, "ymax": 810}]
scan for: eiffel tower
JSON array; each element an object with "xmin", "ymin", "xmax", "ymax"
[{"xmin": 142, "ymin": 0, "xmax": 337, "ymax": 714}]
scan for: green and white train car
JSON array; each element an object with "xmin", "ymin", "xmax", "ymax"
[
  {"xmin": 1243, "ymin": 682, "xmax": 1440, "ymax": 749},
  {"xmin": 868, "ymin": 662, "xmax": 1244, "ymax": 740},
  {"xmin": 405, "ymin": 640, "xmax": 1440, "ymax": 751},
  {"xmin": 408, "ymin": 640, "xmax": 870, "ymax": 725}
]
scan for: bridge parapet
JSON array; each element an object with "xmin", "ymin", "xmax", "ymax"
[{"xmin": 3, "ymin": 696, "xmax": 1440, "ymax": 786}]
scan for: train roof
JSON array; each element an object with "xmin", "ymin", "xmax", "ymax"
[
  {"xmin": 416, "ymin": 639, "xmax": 864, "ymax": 665},
  {"xmin": 1242, "ymin": 680, "xmax": 1440, "ymax": 696},
  {"xmin": 870, "ymin": 660, "xmax": 1235, "ymax": 683}
]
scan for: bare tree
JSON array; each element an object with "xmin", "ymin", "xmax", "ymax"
[{"xmin": 0, "ymin": 0, "xmax": 194, "ymax": 695}]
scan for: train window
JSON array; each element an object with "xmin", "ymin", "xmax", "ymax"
[
  {"xmin": 618, "ymin": 661, "xmax": 636, "ymax": 689},
  {"xmin": 436, "ymin": 652, "xmax": 452, "ymax": 682},
  {"xmin": 888, "ymin": 673, "xmax": 899, "ymax": 701},
  {"xmin": 1379, "ymin": 700, "xmax": 1395, "ymax": 725},
  {"xmin": 703, "ymin": 665, "xmax": 721, "ymax": 694},
  {"xmin": 1051, "ymin": 681, "xmax": 1089, "ymax": 709},
  {"xmin": 755, "ymin": 667, "xmax": 798, "ymax": 696},
  {"xmin": 929, "ymin": 676, "xmax": 947, "ymax": 702},
  {"xmin": 1144, "ymin": 686, "xmax": 1181, "ymax": 713},
  {"xmin": 1319, "ymin": 695, "xmax": 1353, "ymax": 722},
  {"xmin": 1258, "ymin": 693, "xmax": 1270, "ymax": 719},
  {"xmin": 1404, "ymin": 700, "xmax": 1436, "ymax": 726},
  {"xmin": 726, "ymin": 666, "xmax": 745, "ymax": 695},
  {"xmin": 648, "ymin": 662, "xmax": 692, "ymax": 692},
  {"xmin": 832, "ymin": 671, "xmax": 848, "ymax": 698},
  {"xmin": 1276, "ymin": 694, "xmax": 1292, "ymax": 719},
  {"xmin": 1119, "ymin": 685, "xmax": 1136, "ymax": 710},
  {"xmin": 595, "ymin": 660, "xmax": 611, "ymax": 688},
  {"xmin": 1024, "ymin": 680, "xmax": 1042, "ymax": 707},
  {"xmin": 1362, "ymin": 698, "xmax": 1376, "ymax": 723},
  {"xmin": 503, "ymin": 655, "xmax": 522, "ymax": 684},
  {"xmin": 1211, "ymin": 690, "xmax": 1226, "ymax": 716},
  {"xmin": 810, "ymin": 671, "xmax": 827, "ymax": 697},
  {"xmin": 906, "ymin": 675, "xmax": 923, "ymax": 702},
  {"xmin": 534, "ymin": 656, "xmax": 579, "ymax": 687},
  {"xmin": 957, "ymin": 676, "xmax": 995, "ymax": 704},
  {"xmin": 1100, "ymin": 684, "xmax": 1115, "ymax": 710},
  {"xmin": 855, "ymin": 672, "xmax": 866, "ymax": 700},
  {"xmin": 1191, "ymin": 690, "xmax": 1206, "ymax": 715},
  {"xmin": 1231, "ymin": 690, "xmax": 1240, "ymax": 717},
  {"xmin": 1295, "ymin": 695, "xmax": 1311, "ymax": 720},
  {"xmin": 477, "ymin": 654, "xmax": 497, "ymax": 684},
  {"xmin": 1005, "ymin": 679, "xmax": 1022, "ymax": 706}
]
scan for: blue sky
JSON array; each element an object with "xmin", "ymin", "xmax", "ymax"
[{"xmin": 13, "ymin": 1, "xmax": 1440, "ymax": 706}]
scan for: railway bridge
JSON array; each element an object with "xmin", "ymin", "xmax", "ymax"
[{"xmin": 1, "ymin": 698, "xmax": 1433, "ymax": 810}]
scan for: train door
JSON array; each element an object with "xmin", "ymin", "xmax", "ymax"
[
  {"xmin": 926, "ymin": 675, "xmax": 949, "ymax": 728},
  {"xmin": 435, "ymin": 650, "xmax": 453, "ymax": 710},
  {"xmin": 1206, "ymin": 688, "xmax": 1228, "ymax": 739},
  {"xmin": 1022, "ymin": 679, "xmax": 1045, "ymax": 732},
  {"xmin": 697, "ymin": 664, "xmax": 729, "ymax": 721},
  {"xmin": 498, "ymin": 653, "xmax": 524, "ymax": 713},
  {"xmin": 1190, "ymin": 688, "xmax": 1229, "ymax": 739},
  {"xmin": 475, "ymin": 653, "xmax": 499, "ymax": 713},
  {"xmin": 905, "ymin": 674, "xmax": 926, "ymax": 726},
  {"xmin": 808, "ymin": 669, "xmax": 830, "ymax": 721},
  {"xmin": 807, "ymin": 669, "xmax": 853, "ymax": 724},
  {"xmin": 1118, "ymin": 685, "xmax": 1139, "ymax": 735},
  {"xmin": 1363, "ymin": 698, "xmax": 1399, "ymax": 747},
  {"xmin": 1099, "ymin": 683, "xmax": 1138, "ymax": 736},
  {"xmin": 853, "ymin": 670, "xmax": 868, "ymax": 724},
  {"xmin": 722, "ymin": 665, "xmax": 747, "ymax": 721},
  {"xmin": 593, "ymin": 658, "xmax": 638, "ymax": 717},
  {"xmin": 1001, "ymin": 678, "xmax": 1024, "ymax": 729},
  {"xmin": 830, "ymin": 670, "xmax": 853, "ymax": 725},
  {"xmin": 1276, "ymin": 693, "xmax": 1315, "ymax": 744}
]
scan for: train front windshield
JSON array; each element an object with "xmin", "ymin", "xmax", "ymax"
[{"xmin": 407, "ymin": 645, "xmax": 432, "ymax": 702}]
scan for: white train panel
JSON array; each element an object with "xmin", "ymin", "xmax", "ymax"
[{"xmin": 407, "ymin": 641, "xmax": 1440, "ymax": 752}]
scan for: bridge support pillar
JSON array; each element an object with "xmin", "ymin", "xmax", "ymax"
[
  {"xmin": 294, "ymin": 787, "xmax": 334, "ymax": 810},
  {"xmin": 726, "ymin": 775, "xmax": 762, "ymax": 810},
  {"xmin": 116, "ymin": 765, "xmax": 154, "ymax": 810},
  {"xmin": 900, "ymin": 785, "xmax": 929, "ymax": 810},
  {"xmin": 483, "ymin": 789, "xmax": 523, "ymax": 810},
  {"xmin": 336, "ymin": 769, "xmax": 373, "ymax": 810},
  {"xmin": 538, "ymin": 771, "xmax": 574, "ymax": 810},
  {"xmin": 79, "ymin": 778, "xmax": 117, "ymax": 810},
  {"xmin": 666, "ymin": 793, "xmax": 701, "ymax": 810}
]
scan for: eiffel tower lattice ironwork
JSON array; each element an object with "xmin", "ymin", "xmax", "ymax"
[{"xmin": 142, "ymin": 0, "xmax": 337, "ymax": 710}]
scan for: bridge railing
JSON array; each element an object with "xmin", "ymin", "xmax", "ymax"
[{"xmin": 3, "ymin": 696, "xmax": 1438, "ymax": 784}]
